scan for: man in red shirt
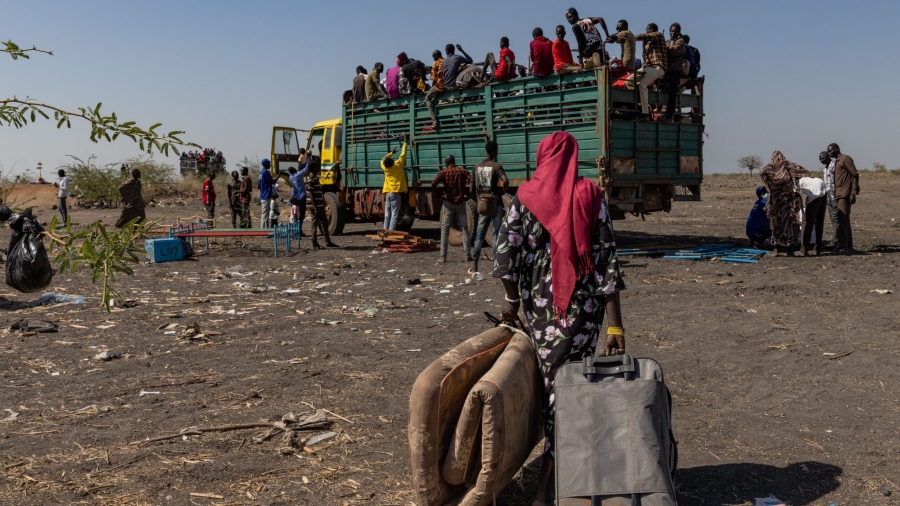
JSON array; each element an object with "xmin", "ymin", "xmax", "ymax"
[
  {"xmin": 493, "ymin": 37, "xmax": 516, "ymax": 82},
  {"xmin": 202, "ymin": 170, "xmax": 217, "ymax": 220},
  {"xmin": 528, "ymin": 27, "xmax": 554, "ymax": 78},
  {"xmin": 553, "ymin": 25, "xmax": 579, "ymax": 75}
]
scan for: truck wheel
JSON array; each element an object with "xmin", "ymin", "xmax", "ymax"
[
  {"xmin": 396, "ymin": 213, "xmax": 415, "ymax": 232},
  {"xmin": 324, "ymin": 192, "xmax": 346, "ymax": 236},
  {"xmin": 449, "ymin": 200, "xmax": 478, "ymax": 246}
]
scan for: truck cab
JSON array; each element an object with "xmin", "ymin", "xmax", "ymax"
[{"xmin": 270, "ymin": 119, "xmax": 347, "ymax": 235}]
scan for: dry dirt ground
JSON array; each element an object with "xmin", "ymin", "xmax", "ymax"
[{"xmin": 0, "ymin": 174, "xmax": 898, "ymax": 505}]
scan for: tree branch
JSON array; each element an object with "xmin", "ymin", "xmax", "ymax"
[
  {"xmin": 2, "ymin": 40, "xmax": 54, "ymax": 59},
  {"xmin": 0, "ymin": 98, "xmax": 199, "ymax": 156}
]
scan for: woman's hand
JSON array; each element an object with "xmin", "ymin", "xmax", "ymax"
[
  {"xmin": 501, "ymin": 300, "xmax": 520, "ymax": 324},
  {"xmin": 604, "ymin": 333, "xmax": 625, "ymax": 356}
]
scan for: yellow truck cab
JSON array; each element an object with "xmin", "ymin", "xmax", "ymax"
[{"xmin": 270, "ymin": 119, "xmax": 347, "ymax": 234}]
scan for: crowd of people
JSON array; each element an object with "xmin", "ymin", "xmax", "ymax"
[
  {"xmin": 746, "ymin": 144, "xmax": 860, "ymax": 256},
  {"xmin": 347, "ymin": 7, "xmax": 702, "ymax": 125},
  {"xmin": 180, "ymin": 148, "xmax": 225, "ymax": 164}
]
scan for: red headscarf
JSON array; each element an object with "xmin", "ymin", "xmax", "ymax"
[{"xmin": 518, "ymin": 132, "xmax": 604, "ymax": 318}]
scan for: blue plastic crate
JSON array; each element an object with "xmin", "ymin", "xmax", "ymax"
[{"xmin": 145, "ymin": 238, "xmax": 183, "ymax": 263}]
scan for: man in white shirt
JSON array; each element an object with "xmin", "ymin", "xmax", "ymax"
[
  {"xmin": 819, "ymin": 151, "xmax": 839, "ymax": 250},
  {"xmin": 54, "ymin": 169, "xmax": 69, "ymax": 225},
  {"xmin": 797, "ymin": 175, "xmax": 826, "ymax": 256}
]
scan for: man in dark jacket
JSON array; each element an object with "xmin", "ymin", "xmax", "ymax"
[
  {"xmin": 663, "ymin": 22, "xmax": 686, "ymax": 122},
  {"xmin": 826, "ymin": 143, "xmax": 860, "ymax": 252},
  {"xmin": 351, "ymin": 66, "xmax": 367, "ymax": 103}
]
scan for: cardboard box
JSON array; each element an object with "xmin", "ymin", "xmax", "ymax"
[{"xmin": 145, "ymin": 238, "xmax": 183, "ymax": 263}]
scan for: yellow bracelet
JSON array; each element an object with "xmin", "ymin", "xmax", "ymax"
[{"xmin": 606, "ymin": 326, "xmax": 625, "ymax": 336}]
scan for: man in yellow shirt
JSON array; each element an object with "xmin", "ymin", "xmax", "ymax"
[{"xmin": 381, "ymin": 134, "xmax": 408, "ymax": 231}]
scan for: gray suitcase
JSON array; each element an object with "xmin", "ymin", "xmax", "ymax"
[{"xmin": 554, "ymin": 355, "xmax": 677, "ymax": 506}]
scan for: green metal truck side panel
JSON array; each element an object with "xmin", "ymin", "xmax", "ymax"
[{"xmin": 341, "ymin": 69, "xmax": 703, "ymax": 207}]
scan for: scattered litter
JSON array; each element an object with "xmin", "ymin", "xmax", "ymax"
[
  {"xmin": 362, "ymin": 308, "xmax": 379, "ymax": 317},
  {"xmin": 393, "ymin": 331, "xmax": 402, "ymax": 334},
  {"xmin": 746, "ymin": 309, "xmax": 757, "ymax": 313},
  {"xmin": 1, "ymin": 409, "xmax": 19, "ymax": 422},
  {"xmin": 428, "ymin": 322, "xmax": 442, "ymax": 328},
  {"xmin": 826, "ymin": 351, "xmax": 853, "ymax": 360},
  {"xmin": 93, "ymin": 350, "xmax": 118, "ymax": 361},
  {"xmin": 225, "ymin": 265, "xmax": 245, "ymax": 275},
  {"xmin": 823, "ymin": 353, "xmax": 836, "ymax": 356},
  {"xmin": 879, "ymin": 487, "xmax": 891, "ymax": 497},
  {"xmin": 10, "ymin": 320, "xmax": 59, "ymax": 333},
  {"xmin": 284, "ymin": 289, "xmax": 301, "ymax": 294},
  {"xmin": 485, "ymin": 299, "xmax": 493, "ymax": 303},
  {"xmin": 139, "ymin": 391, "xmax": 161, "ymax": 397},
  {"xmin": 387, "ymin": 269, "xmax": 397, "ymax": 273},
  {"xmin": 305, "ymin": 431, "xmax": 337, "ymax": 447},
  {"xmin": 407, "ymin": 278, "xmax": 421, "ymax": 285},
  {"xmin": 164, "ymin": 331, "xmax": 176, "ymax": 335},
  {"xmin": 36, "ymin": 292, "xmax": 86, "ymax": 305},
  {"xmin": 870, "ymin": 289, "xmax": 893, "ymax": 295},
  {"xmin": 404, "ymin": 288, "xmax": 413, "ymax": 293},
  {"xmin": 754, "ymin": 497, "xmax": 785, "ymax": 506},
  {"xmin": 406, "ymin": 349, "xmax": 421, "ymax": 352},
  {"xmin": 439, "ymin": 290, "xmax": 451, "ymax": 294},
  {"xmin": 471, "ymin": 271, "xmax": 485, "ymax": 282}
]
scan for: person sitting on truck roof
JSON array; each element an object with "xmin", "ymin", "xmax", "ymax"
[
  {"xmin": 565, "ymin": 7, "xmax": 610, "ymax": 70},
  {"xmin": 605, "ymin": 19, "xmax": 636, "ymax": 79},
  {"xmin": 682, "ymin": 35, "xmax": 700, "ymax": 79},
  {"xmin": 352, "ymin": 66, "xmax": 368, "ymax": 103},
  {"xmin": 529, "ymin": 27, "xmax": 554, "ymax": 78},
  {"xmin": 493, "ymin": 37, "xmax": 516, "ymax": 82},
  {"xmin": 443, "ymin": 44, "xmax": 474, "ymax": 91},
  {"xmin": 630, "ymin": 23, "xmax": 667, "ymax": 120},
  {"xmin": 552, "ymin": 25, "xmax": 579, "ymax": 75},
  {"xmin": 432, "ymin": 155, "xmax": 473, "ymax": 263},
  {"xmin": 425, "ymin": 50, "xmax": 445, "ymax": 129},
  {"xmin": 365, "ymin": 62, "xmax": 389, "ymax": 102},
  {"xmin": 385, "ymin": 55, "xmax": 404, "ymax": 99},
  {"xmin": 471, "ymin": 139, "xmax": 510, "ymax": 274},
  {"xmin": 381, "ymin": 134, "xmax": 409, "ymax": 232},
  {"xmin": 401, "ymin": 56, "xmax": 429, "ymax": 95}
]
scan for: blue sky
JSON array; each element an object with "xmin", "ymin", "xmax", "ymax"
[{"xmin": 3, "ymin": 0, "xmax": 899, "ymax": 176}]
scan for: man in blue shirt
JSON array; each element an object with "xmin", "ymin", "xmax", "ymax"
[
  {"xmin": 746, "ymin": 186, "xmax": 771, "ymax": 249},
  {"xmin": 288, "ymin": 152, "xmax": 311, "ymax": 234},
  {"xmin": 258, "ymin": 159, "xmax": 275, "ymax": 228},
  {"xmin": 442, "ymin": 44, "xmax": 473, "ymax": 91}
]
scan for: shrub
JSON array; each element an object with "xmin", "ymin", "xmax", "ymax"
[{"xmin": 64, "ymin": 155, "xmax": 176, "ymax": 206}]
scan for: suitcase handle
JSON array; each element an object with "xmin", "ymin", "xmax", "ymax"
[{"xmin": 583, "ymin": 355, "xmax": 635, "ymax": 376}]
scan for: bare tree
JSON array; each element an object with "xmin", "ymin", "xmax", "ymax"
[{"xmin": 738, "ymin": 155, "xmax": 764, "ymax": 176}]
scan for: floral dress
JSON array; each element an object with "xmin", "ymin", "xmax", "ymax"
[{"xmin": 493, "ymin": 195, "xmax": 625, "ymax": 457}]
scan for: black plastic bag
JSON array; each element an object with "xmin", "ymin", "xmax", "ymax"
[{"xmin": 6, "ymin": 210, "xmax": 54, "ymax": 293}]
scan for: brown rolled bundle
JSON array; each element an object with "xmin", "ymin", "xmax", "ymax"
[
  {"xmin": 407, "ymin": 327, "xmax": 514, "ymax": 506},
  {"xmin": 442, "ymin": 333, "xmax": 543, "ymax": 506}
]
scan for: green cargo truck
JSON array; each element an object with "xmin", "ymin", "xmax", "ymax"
[{"xmin": 270, "ymin": 67, "xmax": 703, "ymax": 236}]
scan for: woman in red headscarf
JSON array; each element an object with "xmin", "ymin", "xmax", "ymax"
[{"xmin": 494, "ymin": 131, "xmax": 625, "ymax": 505}]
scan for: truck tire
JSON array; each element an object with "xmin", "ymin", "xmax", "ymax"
[
  {"xmin": 396, "ymin": 212, "xmax": 415, "ymax": 232},
  {"xmin": 449, "ymin": 200, "xmax": 478, "ymax": 247},
  {"xmin": 324, "ymin": 192, "xmax": 346, "ymax": 236}
]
